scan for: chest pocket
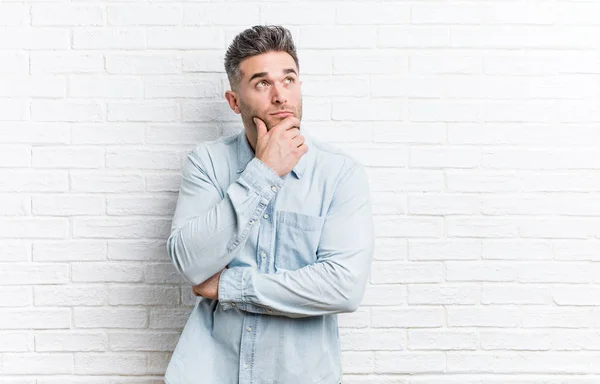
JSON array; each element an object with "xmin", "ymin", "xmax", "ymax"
[{"xmin": 274, "ymin": 211, "xmax": 325, "ymax": 271}]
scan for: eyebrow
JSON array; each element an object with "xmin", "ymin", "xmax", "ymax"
[{"xmin": 248, "ymin": 68, "xmax": 298, "ymax": 84}]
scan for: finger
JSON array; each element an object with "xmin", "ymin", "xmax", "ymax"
[
  {"xmin": 283, "ymin": 127, "xmax": 301, "ymax": 140},
  {"xmin": 253, "ymin": 117, "xmax": 267, "ymax": 138},
  {"xmin": 291, "ymin": 134, "xmax": 305, "ymax": 148},
  {"xmin": 272, "ymin": 116, "xmax": 300, "ymax": 133}
]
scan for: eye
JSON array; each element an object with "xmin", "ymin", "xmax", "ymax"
[
  {"xmin": 284, "ymin": 77, "xmax": 295, "ymax": 84},
  {"xmin": 256, "ymin": 80, "xmax": 269, "ymax": 88}
]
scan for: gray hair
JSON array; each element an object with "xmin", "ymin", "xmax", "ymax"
[{"xmin": 224, "ymin": 25, "xmax": 299, "ymax": 90}]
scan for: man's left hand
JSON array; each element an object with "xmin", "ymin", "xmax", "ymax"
[{"xmin": 192, "ymin": 268, "xmax": 226, "ymax": 300}]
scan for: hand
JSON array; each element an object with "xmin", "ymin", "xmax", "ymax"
[
  {"xmin": 192, "ymin": 268, "xmax": 226, "ymax": 300},
  {"xmin": 253, "ymin": 116, "xmax": 308, "ymax": 177}
]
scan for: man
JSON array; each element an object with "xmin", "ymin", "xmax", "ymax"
[{"xmin": 165, "ymin": 25, "xmax": 374, "ymax": 384}]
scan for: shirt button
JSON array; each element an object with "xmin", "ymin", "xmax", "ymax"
[
  {"xmin": 260, "ymin": 251, "xmax": 266, "ymax": 258},
  {"xmin": 271, "ymin": 186, "xmax": 277, "ymax": 192},
  {"xmin": 243, "ymin": 363, "xmax": 248, "ymax": 369},
  {"xmin": 247, "ymin": 327, "xmax": 252, "ymax": 332},
  {"xmin": 263, "ymin": 214, "xmax": 269, "ymax": 219}
]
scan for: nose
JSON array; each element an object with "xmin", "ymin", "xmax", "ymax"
[{"xmin": 271, "ymin": 82, "xmax": 287, "ymax": 105}]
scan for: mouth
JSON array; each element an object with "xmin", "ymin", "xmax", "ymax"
[{"xmin": 270, "ymin": 111, "xmax": 294, "ymax": 118}]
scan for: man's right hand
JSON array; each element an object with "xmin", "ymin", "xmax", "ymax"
[{"xmin": 253, "ymin": 116, "xmax": 308, "ymax": 177}]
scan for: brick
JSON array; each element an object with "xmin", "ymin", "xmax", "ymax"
[
  {"xmin": 108, "ymin": 240, "xmax": 169, "ymax": 261},
  {"xmin": 109, "ymin": 331, "xmax": 179, "ymax": 351},
  {"xmin": 0, "ymin": 76, "xmax": 66, "ymax": 98},
  {"xmin": 73, "ymin": 217, "xmax": 171, "ymax": 239},
  {"xmin": 32, "ymin": 147, "xmax": 105, "ymax": 169},
  {"xmin": 0, "ymin": 287, "xmax": 33, "ymax": 307},
  {"xmin": 73, "ymin": 28, "xmax": 146, "ymax": 50},
  {"xmin": 144, "ymin": 263, "xmax": 186, "ymax": 284},
  {"xmin": 370, "ymin": 262, "xmax": 442, "ymax": 284},
  {"xmin": 0, "ymin": 218, "xmax": 69, "ymax": 239},
  {"xmin": 0, "ymin": 171, "xmax": 64, "ymax": 192},
  {"xmin": 0, "ymin": 194, "xmax": 30, "ymax": 215},
  {"xmin": 68, "ymin": 75, "xmax": 143, "ymax": 98},
  {"xmin": 31, "ymin": 100, "xmax": 103, "ymax": 122},
  {"xmin": 0, "ymin": 28, "xmax": 70, "ymax": 50},
  {"xmin": 33, "ymin": 241, "xmax": 106, "ymax": 262},
  {"xmin": 34, "ymin": 285, "xmax": 108, "ymax": 306},
  {"xmin": 0, "ymin": 52, "xmax": 28, "ymax": 74},
  {"xmin": 482, "ymin": 240, "xmax": 553, "ymax": 261},
  {"xmin": 107, "ymin": 102, "xmax": 178, "ymax": 122},
  {"xmin": 72, "ymin": 262, "xmax": 144, "ymax": 283},
  {"xmin": 0, "ymin": 4, "xmax": 28, "ymax": 26},
  {"xmin": 145, "ymin": 124, "xmax": 219, "ymax": 144},
  {"xmin": 108, "ymin": 5, "xmax": 181, "ymax": 26},
  {"xmin": 106, "ymin": 149, "xmax": 181, "ymax": 170},
  {"xmin": 2, "ymin": 353, "xmax": 74, "ymax": 374},
  {"xmin": 409, "ymin": 284, "xmax": 479, "ymax": 305},
  {"xmin": 372, "ymin": 307, "xmax": 444, "ymax": 328},
  {"xmin": 31, "ymin": 52, "xmax": 104, "ymax": 74},
  {"xmin": 35, "ymin": 331, "xmax": 107, "ymax": 352},
  {"xmin": 0, "ymin": 123, "xmax": 69, "ymax": 144},
  {"xmin": 0, "ymin": 332, "xmax": 30, "ymax": 352},
  {"xmin": 374, "ymin": 352, "xmax": 445, "ymax": 373},
  {"xmin": 0, "ymin": 263, "xmax": 69, "ymax": 285},
  {"xmin": 74, "ymin": 353, "xmax": 146, "ymax": 375},
  {"xmin": 147, "ymin": 27, "xmax": 222, "ymax": 49},
  {"xmin": 70, "ymin": 171, "xmax": 145, "ymax": 193},
  {"xmin": 107, "ymin": 53, "xmax": 181, "ymax": 74},
  {"xmin": 108, "ymin": 285, "xmax": 180, "ymax": 306},
  {"xmin": 72, "ymin": 123, "xmax": 145, "ymax": 145},
  {"xmin": 74, "ymin": 308, "xmax": 148, "ymax": 329},
  {"xmin": 32, "ymin": 4, "xmax": 104, "ymax": 26},
  {"xmin": 374, "ymin": 216, "xmax": 443, "ymax": 238},
  {"xmin": 0, "ymin": 309, "xmax": 70, "ymax": 329},
  {"xmin": 299, "ymin": 27, "xmax": 377, "ymax": 49},
  {"xmin": 32, "ymin": 195, "xmax": 105, "ymax": 216},
  {"xmin": 408, "ymin": 330, "xmax": 478, "ymax": 350},
  {"xmin": 340, "ymin": 329, "xmax": 405, "ymax": 351},
  {"xmin": 0, "ymin": 241, "xmax": 30, "ymax": 262},
  {"xmin": 149, "ymin": 308, "xmax": 191, "ymax": 329},
  {"xmin": 183, "ymin": 4, "xmax": 259, "ymax": 26}
]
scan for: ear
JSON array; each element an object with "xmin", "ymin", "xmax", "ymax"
[{"xmin": 224, "ymin": 90, "xmax": 241, "ymax": 114}]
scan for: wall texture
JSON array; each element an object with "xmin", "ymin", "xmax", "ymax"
[{"xmin": 2, "ymin": 1, "xmax": 600, "ymax": 383}]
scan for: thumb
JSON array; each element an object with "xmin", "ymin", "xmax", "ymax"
[{"xmin": 253, "ymin": 117, "xmax": 267, "ymax": 138}]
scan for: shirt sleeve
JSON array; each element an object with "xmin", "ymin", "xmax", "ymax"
[
  {"xmin": 167, "ymin": 145, "xmax": 284, "ymax": 285},
  {"xmin": 218, "ymin": 163, "xmax": 375, "ymax": 318}
]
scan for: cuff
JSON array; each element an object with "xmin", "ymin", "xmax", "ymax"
[
  {"xmin": 218, "ymin": 267, "xmax": 248, "ymax": 311},
  {"xmin": 239, "ymin": 157, "xmax": 285, "ymax": 199}
]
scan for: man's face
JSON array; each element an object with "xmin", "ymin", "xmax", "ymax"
[{"xmin": 226, "ymin": 50, "xmax": 303, "ymax": 133}]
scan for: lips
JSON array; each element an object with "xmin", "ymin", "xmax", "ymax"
[{"xmin": 271, "ymin": 111, "xmax": 294, "ymax": 117}]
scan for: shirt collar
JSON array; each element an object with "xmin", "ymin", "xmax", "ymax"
[{"xmin": 236, "ymin": 128, "xmax": 310, "ymax": 179}]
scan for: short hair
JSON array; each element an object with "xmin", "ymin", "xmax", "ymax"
[{"xmin": 224, "ymin": 25, "xmax": 299, "ymax": 90}]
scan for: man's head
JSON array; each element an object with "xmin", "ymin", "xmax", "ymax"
[{"xmin": 224, "ymin": 25, "xmax": 303, "ymax": 136}]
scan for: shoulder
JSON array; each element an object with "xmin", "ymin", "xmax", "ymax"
[
  {"xmin": 186, "ymin": 131, "xmax": 239, "ymax": 166},
  {"xmin": 307, "ymin": 132, "xmax": 365, "ymax": 182}
]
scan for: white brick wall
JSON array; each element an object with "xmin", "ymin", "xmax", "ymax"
[{"xmin": 1, "ymin": 1, "xmax": 600, "ymax": 382}]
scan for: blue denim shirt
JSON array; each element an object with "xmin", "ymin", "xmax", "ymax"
[{"xmin": 165, "ymin": 127, "xmax": 374, "ymax": 384}]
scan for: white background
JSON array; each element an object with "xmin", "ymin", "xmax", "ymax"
[{"xmin": 2, "ymin": 1, "xmax": 600, "ymax": 383}]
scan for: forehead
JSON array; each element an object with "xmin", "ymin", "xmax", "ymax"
[{"xmin": 239, "ymin": 51, "xmax": 297, "ymax": 79}]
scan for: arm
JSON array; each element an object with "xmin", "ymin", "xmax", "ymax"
[
  {"xmin": 166, "ymin": 145, "xmax": 284, "ymax": 285},
  {"xmin": 218, "ymin": 163, "xmax": 375, "ymax": 318}
]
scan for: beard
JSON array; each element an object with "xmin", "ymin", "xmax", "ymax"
[{"xmin": 238, "ymin": 98, "xmax": 303, "ymax": 133}]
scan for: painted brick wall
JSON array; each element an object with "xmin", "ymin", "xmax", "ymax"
[{"xmin": 2, "ymin": 1, "xmax": 600, "ymax": 383}]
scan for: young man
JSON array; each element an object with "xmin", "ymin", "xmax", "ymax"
[{"xmin": 165, "ymin": 25, "xmax": 374, "ymax": 384}]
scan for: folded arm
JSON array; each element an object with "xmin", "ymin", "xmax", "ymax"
[
  {"xmin": 166, "ymin": 145, "xmax": 284, "ymax": 286},
  {"xmin": 218, "ymin": 163, "xmax": 375, "ymax": 318}
]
